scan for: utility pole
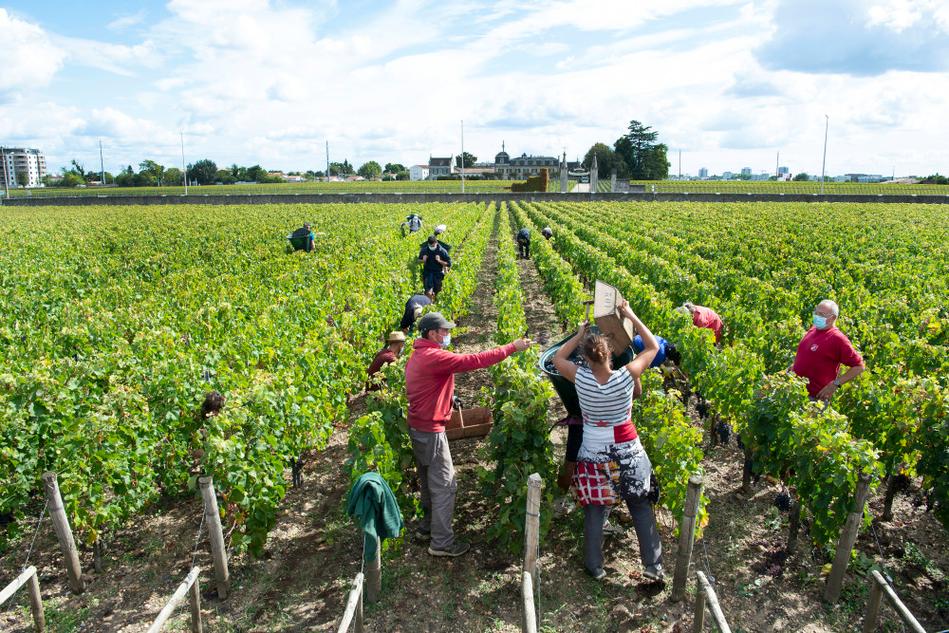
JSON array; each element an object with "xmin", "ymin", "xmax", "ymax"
[
  {"xmin": 326, "ymin": 140, "xmax": 330, "ymax": 181},
  {"xmin": 820, "ymin": 115, "xmax": 829, "ymax": 195},
  {"xmin": 460, "ymin": 119, "xmax": 465, "ymax": 194},
  {"xmin": 180, "ymin": 131, "xmax": 188, "ymax": 194},
  {"xmin": 678, "ymin": 150, "xmax": 682, "ymax": 179},
  {"xmin": 775, "ymin": 151, "xmax": 780, "ymax": 178},
  {"xmin": 99, "ymin": 139, "xmax": 105, "ymax": 185}
]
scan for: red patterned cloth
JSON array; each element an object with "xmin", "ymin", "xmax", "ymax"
[
  {"xmin": 573, "ymin": 460, "xmax": 621, "ymax": 506},
  {"xmin": 572, "ymin": 438, "xmax": 652, "ymax": 506}
]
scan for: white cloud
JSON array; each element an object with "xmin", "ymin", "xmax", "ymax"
[
  {"xmin": 107, "ymin": 10, "xmax": 147, "ymax": 31},
  {"xmin": 7, "ymin": 0, "xmax": 949, "ymax": 177},
  {"xmin": 865, "ymin": 0, "xmax": 949, "ymax": 33},
  {"xmin": 0, "ymin": 9, "xmax": 65, "ymax": 100},
  {"xmin": 77, "ymin": 107, "xmax": 180, "ymax": 147},
  {"xmin": 51, "ymin": 36, "xmax": 161, "ymax": 76}
]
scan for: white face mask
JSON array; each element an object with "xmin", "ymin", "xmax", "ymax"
[
  {"xmin": 440, "ymin": 333, "xmax": 451, "ymax": 348},
  {"xmin": 428, "ymin": 244, "xmax": 438, "ymax": 250}
]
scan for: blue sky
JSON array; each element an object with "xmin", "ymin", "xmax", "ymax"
[{"xmin": 2, "ymin": 0, "xmax": 948, "ymax": 176}]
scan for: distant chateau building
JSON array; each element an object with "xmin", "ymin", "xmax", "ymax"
[
  {"xmin": 0, "ymin": 147, "xmax": 47, "ymax": 188},
  {"xmin": 494, "ymin": 142, "xmax": 560, "ymax": 180},
  {"xmin": 425, "ymin": 143, "xmax": 577, "ymax": 180}
]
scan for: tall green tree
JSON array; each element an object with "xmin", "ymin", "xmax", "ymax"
[
  {"xmin": 187, "ymin": 159, "xmax": 218, "ymax": 185},
  {"xmin": 245, "ymin": 165, "xmax": 267, "ymax": 182},
  {"xmin": 70, "ymin": 160, "xmax": 88, "ymax": 182},
  {"xmin": 582, "ymin": 143, "xmax": 626, "ymax": 178},
  {"xmin": 640, "ymin": 143, "xmax": 669, "ymax": 180},
  {"xmin": 60, "ymin": 172, "xmax": 83, "ymax": 187},
  {"xmin": 139, "ymin": 160, "xmax": 166, "ymax": 186},
  {"xmin": 113, "ymin": 165, "xmax": 136, "ymax": 186},
  {"xmin": 229, "ymin": 164, "xmax": 248, "ymax": 181},
  {"xmin": 455, "ymin": 152, "xmax": 477, "ymax": 168},
  {"xmin": 165, "ymin": 167, "xmax": 183, "ymax": 186},
  {"xmin": 613, "ymin": 120, "xmax": 669, "ymax": 180},
  {"xmin": 357, "ymin": 161, "xmax": 382, "ymax": 180},
  {"xmin": 329, "ymin": 160, "xmax": 354, "ymax": 176}
]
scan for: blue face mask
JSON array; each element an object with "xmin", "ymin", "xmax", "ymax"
[
  {"xmin": 440, "ymin": 333, "xmax": 451, "ymax": 348},
  {"xmin": 813, "ymin": 314, "xmax": 828, "ymax": 329}
]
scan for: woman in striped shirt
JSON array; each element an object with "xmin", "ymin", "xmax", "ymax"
[{"xmin": 552, "ymin": 300, "xmax": 663, "ymax": 581}]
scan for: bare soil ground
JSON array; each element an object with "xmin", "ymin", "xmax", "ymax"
[{"xmin": 2, "ymin": 247, "xmax": 946, "ymax": 632}]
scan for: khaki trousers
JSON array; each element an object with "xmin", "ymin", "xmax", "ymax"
[{"xmin": 409, "ymin": 428, "xmax": 457, "ymax": 549}]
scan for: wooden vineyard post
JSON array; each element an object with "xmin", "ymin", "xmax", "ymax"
[
  {"xmin": 336, "ymin": 573, "xmax": 365, "ymax": 633},
  {"xmin": 692, "ymin": 571, "xmax": 732, "ymax": 633},
  {"xmin": 692, "ymin": 576, "xmax": 706, "ymax": 633},
  {"xmin": 862, "ymin": 570, "xmax": 926, "ymax": 633},
  {"xmin": 365, "ymin": 534, "xmax": 381, "ymax": 603},
  {"xmin": 146, "ymin": 567, "xmax": 202, "ymax": 633},
  {"xmin": 27, "ymin": 568, "xmax": 46, "ymax": 632},
  {"xmin": 0, "ymin": 566, "xmax": 46, "ymax": 632},
  {"xmin": 672, "ymin": 475, "xmax": 704, "ymax": 602},
  {"xmin": 522, "ymin": 473, "xmax": 543, "ymax": 629},
  {"xmin": 863, "ymin": 572, "xmax": 884, "ymax": 633},
  {"xmin": 522, "ymin": 571, "xmax": 537, "ymax": 633},
  {"xmin": 189, "ymin": 577, "xmax": 203, "ymax": 633},
  {"xmin": 522, "ymin": 473, "xmax": 543, "ymax": 582},
  {"xmin": 198, "ymin": 476, "xmax": 230, "ymax": 599},
  {"xmin": 824, "ymin": 474, "xmax": 871, "ymax": 603},
  {"xmin": 41, "ymin": 472, "xmax": 84, "ymax": 594}
]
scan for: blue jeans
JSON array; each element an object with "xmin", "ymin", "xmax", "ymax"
[{"xmin": 423, "ymin": 270, "xmax": 444, "ymax": 294}]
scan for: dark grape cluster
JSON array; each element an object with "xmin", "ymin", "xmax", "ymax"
[
  {"xmin": 696, "ymin": 399, "xmax": 710, "ymax": 419},
  {"xmin": 892, "ymin": 473, "xmax": 911, "ymax": 492},
  {"xmin": 715, "ymin": 420, "xmax": 732, "ymax": 445},
  {"xmin": 774, "ymin": 490, "xmax": 792, "ymax": 512}
]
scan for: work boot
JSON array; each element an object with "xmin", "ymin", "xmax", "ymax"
[
  {"xmin": 643, "ymin": 564, "xmax": 665, "ymax": 582},
  {"xmin": 428, "ymin": 540, "xmax": 471, "ymax": 557}
]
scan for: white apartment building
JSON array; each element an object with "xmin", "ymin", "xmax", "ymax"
[
  {"xmin": 0, "ymin": 148, "xmax": 47, "ymax": 188},
  {"xmin": 409, "ymin": 164, "xmax": 430, "ymax": 181}
]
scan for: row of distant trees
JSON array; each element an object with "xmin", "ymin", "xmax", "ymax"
[
  {"xmin": 47, "ymin": 158, "xmax": 413, "ymax": 187},
  {"xmin": 581, "ymin": 120, "xmax": 671, "ymax": 180}
]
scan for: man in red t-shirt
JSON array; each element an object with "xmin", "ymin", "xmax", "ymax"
[
  {"xmin": 681, "ymin": 303, "xmax": 724, "ymax": 343},
  {"xmin": 405, "ymin": 311, "xmax": 531, "ymax": 557},
  {"xmin": 365, "ymin": 331, "xmax": 406, "ymax": 391},
  {"xmin": 791, "ymin": 300, "xmax": 865, "ymax": 400}
]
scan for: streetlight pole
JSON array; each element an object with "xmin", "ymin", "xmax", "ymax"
[
  {"xmin": 460, "ymin": 119, "xmax": 465, "ymax": 194},
  {"xmin": 180, "ymin": 131, "xmax": 188, "ymax": 195},
  {"xmin": 820, "ymin": 114, "xmax": 829, "ymax": 195}
]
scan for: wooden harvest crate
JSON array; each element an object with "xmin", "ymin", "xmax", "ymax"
[{"xmin": 445, "ymin": 407, "xmax": 493, "ymax": 440}]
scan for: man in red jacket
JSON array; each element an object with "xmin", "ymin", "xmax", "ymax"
[
  {"xmin": 405, "ymin": 311, "xmax": 531, "ymax": 556},
  {"xmin": 792, "ymin": 299, "xmax": 865, "ymax": 400}
]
